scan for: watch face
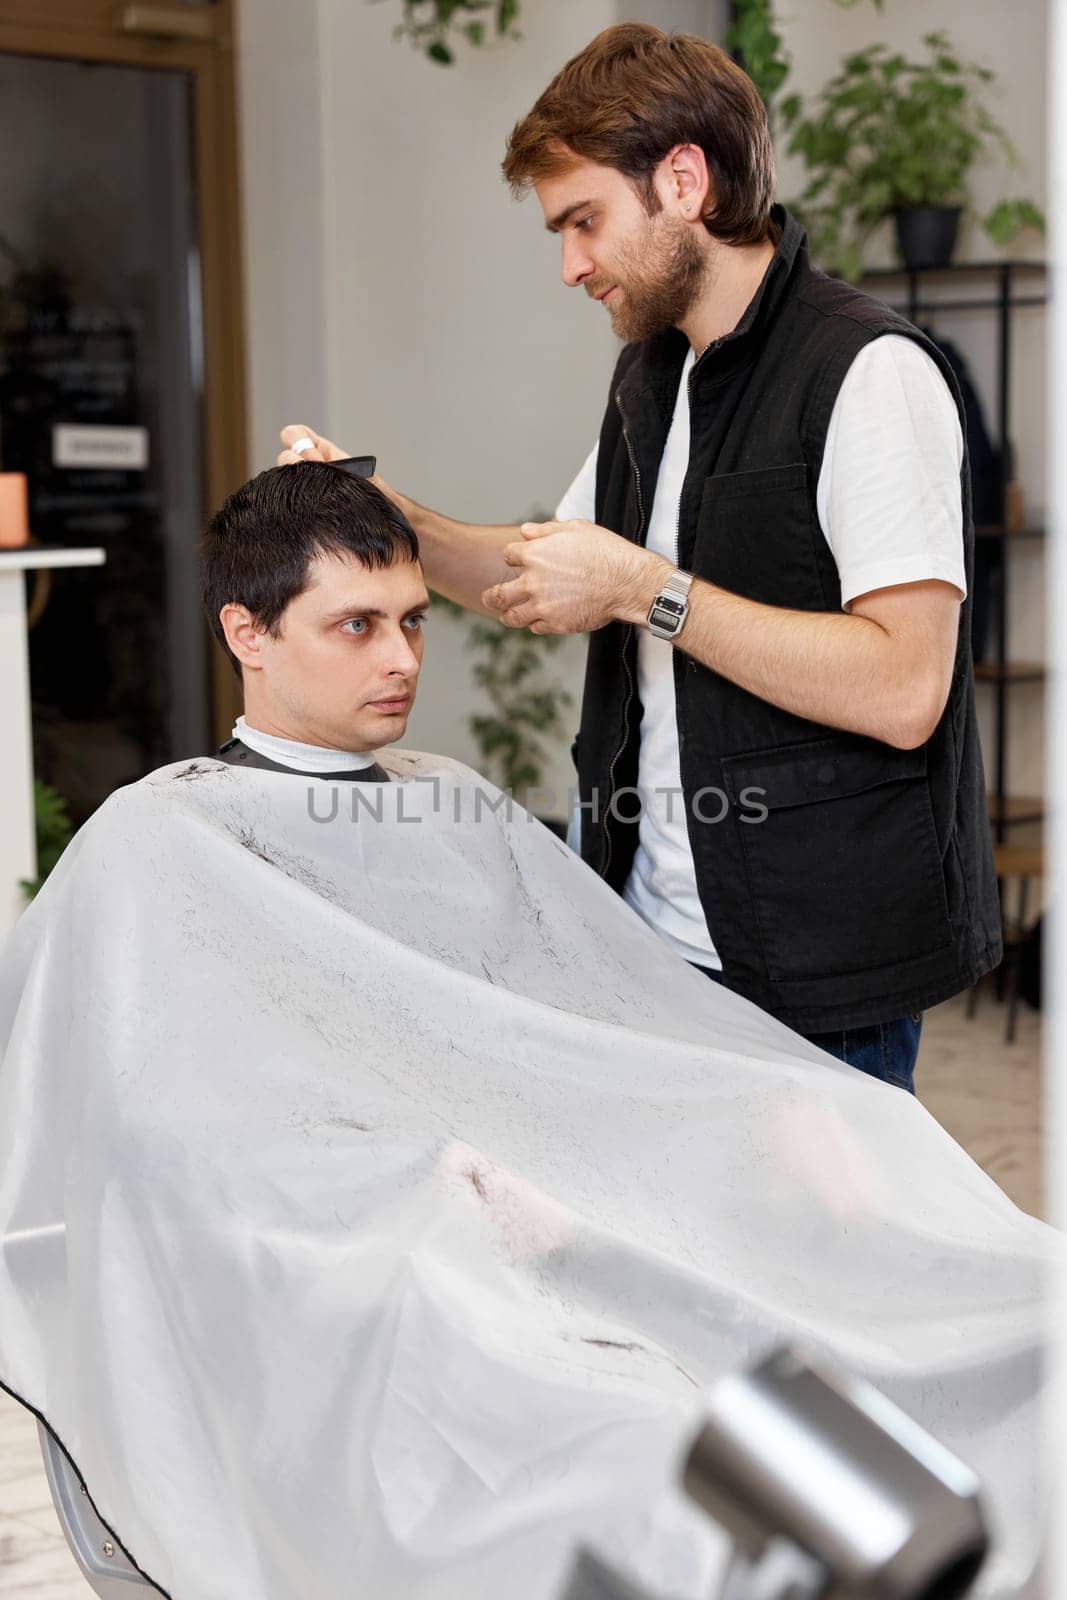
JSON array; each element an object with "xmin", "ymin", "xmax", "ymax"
[
  {"xmin": 648, "ymin": 588, "xmax": 690, "ymax": 637},
  {"xmin": 656, "ymin": 598, "xmax": 683, "ymax": 619}
]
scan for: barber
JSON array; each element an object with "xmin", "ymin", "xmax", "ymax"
[{"xmin": 278, "ymin": 23, "xmax": 1000, "ymax": 1090}]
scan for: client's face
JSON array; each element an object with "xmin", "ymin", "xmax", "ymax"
[{"xmin": 250, "ymin": 552, "xmax": 429, "ymax": 752}]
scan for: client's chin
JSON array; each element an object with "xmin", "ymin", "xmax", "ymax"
[{"xmin": 360, "ymin": 703, "xmax": 414, "ymax": 738}]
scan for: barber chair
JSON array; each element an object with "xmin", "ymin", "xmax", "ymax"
[{"xmin": 38, "ymin": 1421, "xmax": 162, "ymax": 1597}]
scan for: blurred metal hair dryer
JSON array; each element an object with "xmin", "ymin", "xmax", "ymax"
[
  {"xmin": 683, "ymin": 1347, "xmax": 988, "ymax": 1600},
  {"xmin": 559, "ymin": 1346, "xmax": 989, "ymax": 1600}
]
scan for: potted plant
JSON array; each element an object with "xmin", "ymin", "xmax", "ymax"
[{"xmin": 781, "ymin": 31, "xmax": 1045, "ymax": 279}]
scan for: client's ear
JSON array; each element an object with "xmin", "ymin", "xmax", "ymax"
[{"xmin": 219, "ymin": 604, "xmax": 267, "ymax": 672}]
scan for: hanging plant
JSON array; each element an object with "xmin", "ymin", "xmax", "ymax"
[{"xmin": 377, "ymin": 0, "xmax": 521, "ymax": 67}]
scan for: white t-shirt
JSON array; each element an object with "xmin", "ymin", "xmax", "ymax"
[{"xmin": 555, "ymin": 334, "xmax": 966, "ymax": 970}]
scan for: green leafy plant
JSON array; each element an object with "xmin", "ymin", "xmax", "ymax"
[
  {"xmin": 20, "ymin": 780, "xmax": 74, "ymax": 901},
  {"xmin": 984, "ymin": 198, "xmax": 1046, "ymax": 247},
  {"xmin": 434, "ymin": 593, "xmax": 572, "ymax": 802},
  {"xmin": 725, "ymin": 0, "xmax": 790, "ymax": 105},
  {"xmin": 378, "ymin": 0, "xmax": 521, "ymax": 66},
  {"xmin": 726, "ymin": 0, "xmax": 882, "ymax": 111},
  {"xmin": 780, "ymin": 31, "xmax": 1045, "ymax": 280}
]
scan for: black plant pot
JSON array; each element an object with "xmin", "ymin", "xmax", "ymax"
[{"xmin": 893, "ymin": 206, "xmax": 962, "ymax": 270}]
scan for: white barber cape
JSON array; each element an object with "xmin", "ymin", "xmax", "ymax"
[{"xmin": 0, "ymin": 753, "xmax": 1054, "ymax": 1600}]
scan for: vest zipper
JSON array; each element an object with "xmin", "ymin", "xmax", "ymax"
[
  {"xmin": 673, "ymin": 358, "xmax": 700, "ymax": 751},
  {"xmin": 676, "ymin": 356, "xmax": 701, "ymax": 562},
  {"xmin": 602, "ymin": 390, "xmax": 644, "ymax": 879}
]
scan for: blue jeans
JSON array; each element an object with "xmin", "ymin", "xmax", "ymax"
[
  {"xmin": 696, "ymin": 966, "xmax": 921, "ymax": 1093},
  {"xmin": 804, "ymin": 1015, "xmax": 921, "ymax": 1094}
]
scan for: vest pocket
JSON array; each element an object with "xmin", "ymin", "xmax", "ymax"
[
  {"xmin": 692, "ymin": 462, "xmax": 829, "ymax": 610},
  {"xmin": 721, "ymin": 738, "xmax": 953, "ymax": 983}
]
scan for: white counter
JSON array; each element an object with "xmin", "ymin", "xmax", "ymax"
[{"xmin": 1, "ymin": 547, "xmax": 107, "ymax": 934}]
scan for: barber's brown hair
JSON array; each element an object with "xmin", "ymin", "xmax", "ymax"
[{"xmin": 502, "ymin": 23, "xmax": 775, "ymax": 246}]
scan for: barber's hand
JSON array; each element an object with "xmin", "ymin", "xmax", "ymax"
[
  {"xmin": 277, "ymin": 423, "xmax": 349, "ymax": 466},
  {"xmin": 482, "ymin": 519, "xmax": 670, "ymax": 634}
]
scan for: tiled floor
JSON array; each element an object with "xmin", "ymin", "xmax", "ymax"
[
  {"xmin": 0, "ymin": 1403, "xmax": 90, "ymax": 1597},
  {"xmin": 0, "ymin": 991, "xmax": 1045, "ymax": 1597}
]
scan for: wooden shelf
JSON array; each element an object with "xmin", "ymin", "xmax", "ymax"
[
  {"xmin": 861, "ymin": 260, "xmax": 1046, "ymax": 279},
  {"xmin": 974, "ymin": 661, "xmax": 1045, "ymax": 684},
  {"xmin": 993, "ymin": 843, "xmax": 1044, "ymax": 878},
  {"xmin": 975, "ymin": 524, "xmax": 1044, "ymax": 541},
  {"xmin": 870, "ymin": 296, "xmax": 1046, "ymax": 315},
  {"xmin": 987, "ymin": 795, "xmax": 1045, "ymax": 826}
]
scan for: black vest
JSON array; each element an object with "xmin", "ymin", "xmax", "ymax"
[{"xmin": 577, "ymin": 207, "xmax": 1001, "ymax": 1033}]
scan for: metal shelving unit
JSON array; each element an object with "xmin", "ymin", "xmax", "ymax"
[{"xmin": 861, "ymin": 259, "xmax": 1048, "ymax": 843}]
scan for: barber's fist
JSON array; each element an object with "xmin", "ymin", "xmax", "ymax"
[
  {"xmin": 277, "ymin": 424, "xmax": 348, "ymax": 466},
  {"xmin": 483, "ymin": 519, "xmax": 668, "ymax": 634}
]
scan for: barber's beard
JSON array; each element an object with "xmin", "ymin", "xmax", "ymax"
[{"xmin": 604, "ymin": 215, "xmax": 710, "ymax": 343}]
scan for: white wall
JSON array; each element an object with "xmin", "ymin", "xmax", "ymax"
[
  {"xmin": 235, "ymin": 0, "xmax": 330, "ymax": 470},
  {"xmin": 774, "ymin": 0, "xmax": 1050, "ymax": 807},
  {"xmin": 619, "ymin": 1, "xmax": 729, "ymax": 35}
]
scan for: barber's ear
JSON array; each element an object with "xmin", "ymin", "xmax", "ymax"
[
  {"xmin": 661, "ymin": 142, "xmax": 711, "ymax": 219},
  {"xmin": 219, "ymin": 604, "xmax": 266, "ymax": 671}
]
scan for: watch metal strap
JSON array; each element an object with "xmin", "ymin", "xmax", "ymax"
[{"xmin": 661, "ymin": 570, "xmax": 692, "ymax": 605}]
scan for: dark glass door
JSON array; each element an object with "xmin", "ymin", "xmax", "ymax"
[{"xmin": 0, "ymin": 49, "xmax": 208, "ymax": 821}]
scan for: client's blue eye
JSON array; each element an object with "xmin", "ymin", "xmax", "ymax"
[
  {"xmin": 404, "ymin": 614, "xmax": 425, "ymax": 631},
  {"xmin": 341, "ymin": 618, "xmax": 367, "ymax": 635}
]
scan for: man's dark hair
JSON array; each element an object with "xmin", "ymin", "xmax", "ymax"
[
  {"xmin": 201, "ymin": 463, "xmax": 420, "ymax": 675},
  {"xmin": 502, "ymin": 23, "xmax": 775, "ymax": 247}
]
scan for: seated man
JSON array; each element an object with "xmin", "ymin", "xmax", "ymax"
[
  {"xmin": 201, "ymin": 461, "xmax": 429, "ymax": 780},
  {"xmin": 0, "ymin": 465, "xmax": 1053, "ymax": 1600}
]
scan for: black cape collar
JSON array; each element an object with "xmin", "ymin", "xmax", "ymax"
[{"xmin": 215, "ymin": 737, "xmax": 390, "ymax": 783}]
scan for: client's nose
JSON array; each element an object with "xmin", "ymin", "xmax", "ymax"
[{"xmin": 381, "ymin": 627, "xmax": 421, "ymax": 680}]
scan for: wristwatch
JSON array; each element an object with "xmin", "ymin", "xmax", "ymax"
[{"xmin": 647, "ymin": 568, "xmax": 693, "ymax": 640}]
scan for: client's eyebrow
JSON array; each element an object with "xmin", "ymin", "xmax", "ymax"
[
  {"xmin": 322, "ymin": 602, "xmax": 430, "ymax": 622},
  {"xmin": 545, "ymin": 200, "xmax": 595, "ymax": 233}
]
